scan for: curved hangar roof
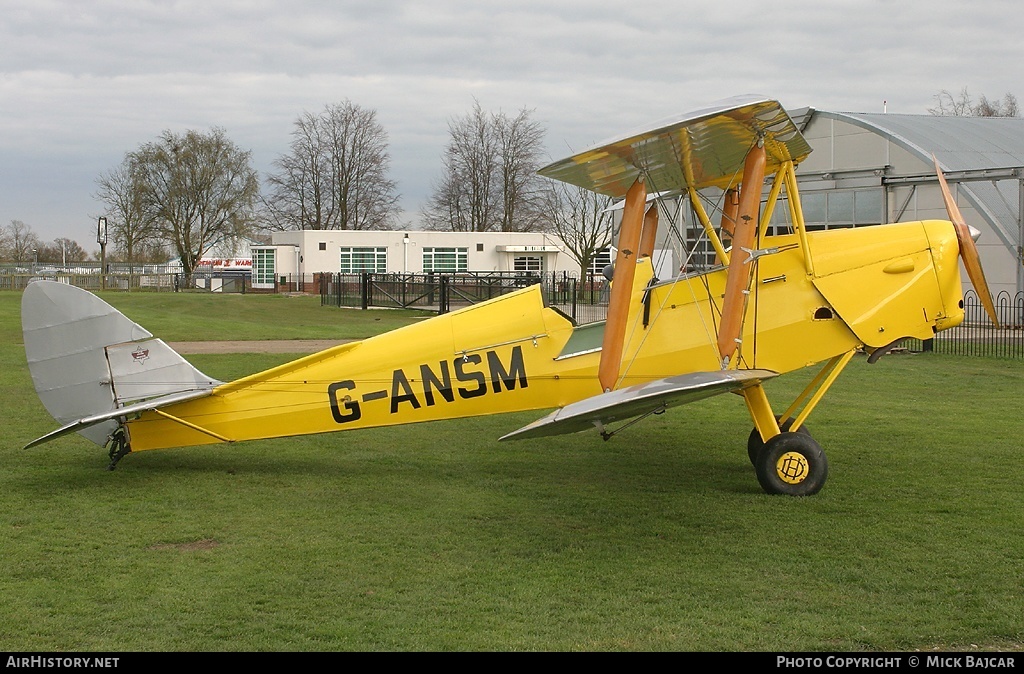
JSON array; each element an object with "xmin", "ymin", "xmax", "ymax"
[
  {"xmin": 539, "ymin": 95, "xmax": 812, "ymax": 197},
  {"xmin": 541, "ymin": 96, "xmax": 1024, "ymax": 252},
  {"xmin": 804, "ymin": 109, "xmax": 1024, "ymax": 249}
]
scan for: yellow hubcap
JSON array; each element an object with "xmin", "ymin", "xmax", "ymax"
[{"xmin": 776, "ymin": 451, "xmax": 809, "ymax": 485}]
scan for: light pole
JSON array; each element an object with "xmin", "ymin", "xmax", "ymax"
[
  {"xmin": 32, "ymin": 248, "xmax": 37, "ymax": 274},
  {"xmin": 97, "ymin": 216, "xmax": 107, "ymax": 290}
]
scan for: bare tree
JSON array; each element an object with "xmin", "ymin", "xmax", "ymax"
[
  {"xmin": 929, "ymin": 88, "xmax": 1019, "ymax": 117},
  {"xmin": 95, "ymin": 240, "xmax": 170, "ymax": 264},
  {"xmin": 425, "ymin": 101, "xmax": 499, "ymax": 232},
  {"xmin": 425, "ymin": 101, "xmax": 546, "ymax": 232},
  {"xmin": 132, "ymin": 128, "xmax": 259, "ymax": 277},
  {"xmin": 496, "ymin": 107, "xmax": 547, "ymax": 232},
  {"xmin": 264, "ymin": 101, "xmax": 399, "ymax": 231},
  {"xmin": 547, "ymin": 181, "xmax": 614, "ymax": 282},
  {"xmin": 95, "ymin": 153, "xmax": 162, "ymax": 273},
  {"xmin": 975, "ymin": 93, "xmax": 1019, "ymax": 117},
  {"xmin": 2, "ymin": 220, "xmax": 41, "ymax": 264},
  {"xmin": 37, "ymin": 238, "xmax": 87, "ymax": 264},
  {"xmin": 264, "ymin": 111, "xmax": 330, "ymax": 230},
  {"xmin": 929, "ymin": 88, "xmax": 975, "ymax": 116}
]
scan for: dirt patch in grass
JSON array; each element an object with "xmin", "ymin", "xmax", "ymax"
[{"xmin": 149, "ymin": 539, "xmax": 220, "ymax": 552}]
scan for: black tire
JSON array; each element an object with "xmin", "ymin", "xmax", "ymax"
[
  {"xmin": 754, "ymin": 431, "xmax": 829, "ymax": 496},
  {"xmin": 747, "ymin": 417, "xmax": 811, "ymax": 465}
]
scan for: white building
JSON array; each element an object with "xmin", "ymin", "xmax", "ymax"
[{"xmin": 250, "ymin": 229, "xmax": 675, "ymax": 290}]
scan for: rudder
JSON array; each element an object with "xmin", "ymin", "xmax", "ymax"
[{"xmin": 21, "ymin": 281, "xmax": 220, "ymax": 447}]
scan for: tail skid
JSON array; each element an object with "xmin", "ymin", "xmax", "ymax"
[{"xmin": 22, "ymin": 281, "xmax": 221, "ymax": 449}]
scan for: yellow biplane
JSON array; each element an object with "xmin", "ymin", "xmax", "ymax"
[{"xmin": 22, "ymin": 95, "xmax": 998, "ymax": 495}]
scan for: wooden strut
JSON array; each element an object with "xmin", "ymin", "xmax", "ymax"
[
  {"xmin": 639, "ymin": 204, "xmax": 659, "ymax": 261},
  {"xmin": 598, "ymin": 178, "xmax": 647, "ymax": 392},
  {"xmin": 716, "ymin": 143, "xmax": 767, "ymax": 368},
  {"xmin": 715, "ymin": 188, "xmax": 740, "ymax": 265}
]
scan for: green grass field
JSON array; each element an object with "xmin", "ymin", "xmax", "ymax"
[{"xmin": 2, "ymin": 290, "xmax": 1023, "ymax": 651}]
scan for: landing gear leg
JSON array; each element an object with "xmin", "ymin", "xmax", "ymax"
[
  {"xmin": 105, "ymin": 425, "xmax": 131, "ymax": 471},
  {"xmin": 740, "ymin": 350, "xmax": 855, "ymax": 495},
  {"xmin": 747, "ymin": 416, "xmax": 812, "ymax": 465}
]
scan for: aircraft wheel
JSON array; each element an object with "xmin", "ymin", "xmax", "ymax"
[
  {"xmin": 754, "ymin": 431, "xmax": 828, "ymax": 496},
  {"xmin": 746, "ymin": 417, "xmax": 812, "ymax": 465}
]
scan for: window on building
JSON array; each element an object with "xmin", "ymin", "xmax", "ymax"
[
  {"xmin": 339, "ymin": 247, "xmax": 387, "ymax": 273},
  {"xmin": 853, "ymin": 189, "xmax": 884, "ymax": 224},
  {"xmin": 765, "ymin": 196, "xmax": 795, "ymax": 236},
  {"xmin": 319, "ymin": 242, "xmax": 326, "ymax": 251},
  {"xmin": 801, "ymin": 193, "xmax": 827, "ymax": 227},
  {"xmin": 513, "ymin": 256, "xmax": 543, "ymax": 272},
  {"xmin": 588, "ymin": 248, "xmax": 613, "ymax": 276},
  {"xmin": 252, "ymin": 248, "xmax": 276, "ymax": 288},
  {"xmin": 422, "ymin": 247, "xmax": 468, "ymax": 272},
  {"xmin": 763, "ymin": 188, "xmax": 885, "ymax": 235},
  {"xmin": 681, "ymin": 229, "xmax": 719, "ymax": 271},
  {"xmin": 802, "ymin": 188, "xmax": 884, "ymax": 230}
]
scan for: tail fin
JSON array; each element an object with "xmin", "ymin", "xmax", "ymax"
[{"xmin": 22, "ymin": 281, "xmax": 221, "ymax": 448}]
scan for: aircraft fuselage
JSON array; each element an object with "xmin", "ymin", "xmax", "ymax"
[{"xmin": 124, "ymin": 219, "xmax": 964, "ymax": 451}]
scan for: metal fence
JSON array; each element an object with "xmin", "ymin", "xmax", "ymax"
[
  {"xmin": 542, "ymin": 273, "xmax": 609, "ymax": 324},
  {"xmin": 320, "ymin": 271, "xmax": 610, "ymax": 324},
  {"xmin": 1, "ymin": 268, "xmax": 249, "ymax": 290},
  {"xmin": 0, "ymin": 272, "xmax": 179, "ymax": 292},
  {"xmin": 904, "ymin": 290, "xmax": 1024, "ymax": 358},
  {"xmin": 183, "ymin": 271, "xmax": 250, "ymax": 293}
]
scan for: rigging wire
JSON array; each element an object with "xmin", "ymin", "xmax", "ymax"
[{"xmin": 614, "ymin": 139, "xmax": 757, "ymax": 385}]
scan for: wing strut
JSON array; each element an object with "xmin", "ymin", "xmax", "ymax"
[
  {"xmin": 717, "ymin": 142, "xmax": 767, "ymax": 368},
  {"xmin": 599, "ymin": 177, "xmax": 647, "ymax": 392},
  {"xmin": 715, "ymin": 188, "xmax": 740, "ymax": 265},
  {"xmin": 639, "ymin": 204, "xmax": 659, "ymax": 260}
]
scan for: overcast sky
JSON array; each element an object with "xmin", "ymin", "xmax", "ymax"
[{"xmin": 2, "ymin": 0, "xmax": 1021, "ymax": 248}]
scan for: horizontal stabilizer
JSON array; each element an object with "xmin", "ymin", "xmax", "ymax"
[
  {"xmin": 500, "ymin": 369, "xmax": 777, "ymax": 441},
  {"xmin": 24, "ymin": 388, "xmax": 216, "ymax": 449}
]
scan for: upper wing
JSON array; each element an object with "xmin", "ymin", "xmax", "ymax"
[
  {"xmin": 538, "ymin": 95, "xmax": 811, "ymax": 197},
  {"xmin": 500, "ymin": 369, "xmax": 777, "ymax": 441}
]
